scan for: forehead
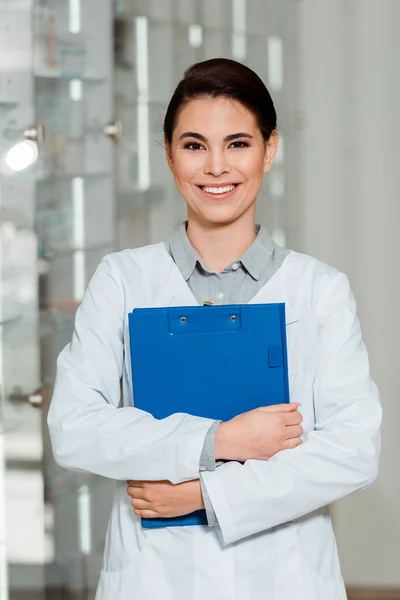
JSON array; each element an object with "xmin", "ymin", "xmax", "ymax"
[{"xmin": 174, "ymin": 96, "xmax": 260, "ymax": 137}]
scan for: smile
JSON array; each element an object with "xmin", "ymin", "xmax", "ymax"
[{"xmin": 197, "ymin": 184, "xmax": 240, "ymax": 199}]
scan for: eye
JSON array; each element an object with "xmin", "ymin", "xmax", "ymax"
[
  {"xmin": 229, "ymin": 140, "xmax": 250, "ymax": 149},
  {"xmin": 183, "ymin": 142, "xmax": 204, "ymax": 151}
]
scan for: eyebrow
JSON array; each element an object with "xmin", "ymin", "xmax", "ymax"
[{"xmin": 178, "ymin": 132, "xmax": 254, "ymax": 143}]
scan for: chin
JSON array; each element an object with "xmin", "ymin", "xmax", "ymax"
[{"xmin": 197, "ymin": 210, "xmax": 242, "ymax": 226}]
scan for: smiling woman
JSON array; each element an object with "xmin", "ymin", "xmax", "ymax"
[
  {"xmin": 163, "ymin": 59, "xmax": 278, "ymax": 269},
  {"xmin": 47, "ymin": 57, "xmax": 381, "ymax": 600},
  {"xmin": 165, "ymin": 96, "xmax": 277, "ymax": 236}
]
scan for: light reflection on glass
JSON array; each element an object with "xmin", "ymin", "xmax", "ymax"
[
  {"xmin": 232, "ymin": 0, "xmax": 246, "ymax": 60},
  {"xmin": 137, "ymin": 104, "xmax": 150, "ymax": 190},
  {"xmin": 189, "ymin": 25, "xmax": 203, "ymax": 48},
  {"xmin": 4, "ymin": 141, "xmax": 38, "ymax": 172},
  {"xmin": 69, "ymin": 0, "xmax": 81, "ymax": 34},
  {"xmin": 69, "ymin": 79, "xmax": 83, "ymax": 101},
  {"xmin": 78, "ymin": 485, "xmax": 92, "ymax": 555},
  {"xmin": 135, "ymin": 17, "xmax": 150, "ymax": 190},
  {"xmin": 6, "ymin": 470, "xmax": 46, "ymax": 564},
  {"xmin": 267, "ymin": 36, "xmax": 283, "ymax": 92}
]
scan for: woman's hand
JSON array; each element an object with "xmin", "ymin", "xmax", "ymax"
[
  {"xmin": 127, "ymin": 479, "xmax": 205, "ymax": 519},
  {"xmin": 215, "ymin": 403, "xmax": 303, "ymax": 462}
]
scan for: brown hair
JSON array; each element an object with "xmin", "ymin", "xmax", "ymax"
[{"xmin": 164, "ymin": 58, "xmax": 277, "ymax": 146}]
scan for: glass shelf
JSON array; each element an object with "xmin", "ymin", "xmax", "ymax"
[
  {"xmin": 35, "ymin": 69, "xmax": 107, "ymax": 82},
  {"xmin": 0, "ymin": 101, "xmax": 18, "ymax": 108},
  {"xmin": 0, "ymin": 315, "xmax": 23, "ymax": 328}
]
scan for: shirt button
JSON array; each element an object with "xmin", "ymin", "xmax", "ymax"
[
  {"xmin": 217, "ymin": 292, "xmax": 224, "ymax": 300},
  {"xmin": 232, "ymin": 262, "xmax": 240, "ymax": 271}
]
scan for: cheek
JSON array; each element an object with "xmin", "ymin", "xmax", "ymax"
[
  {"xmin": 171, "ymin": 153, "xmax": 202, "ymax": 186},
  {"xmin": 233, "ymin": 152, "xmax": 265, "ymax": 181}
]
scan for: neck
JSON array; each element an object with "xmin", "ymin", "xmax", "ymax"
[{"xmin": 186, "ymin": 212, "xmax": 257, "ymax": 273}]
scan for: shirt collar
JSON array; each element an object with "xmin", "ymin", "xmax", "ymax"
[
  {"xmin": 168, "ymin": 223, "xmax": 198, "ymax": 281},
  {"xmin": 240, "ymin": 225, "xmax": 275, "ymax": 281},
  {"xmin": 167, "ymin": 222, "xmax": 276, "ymax": 282}
]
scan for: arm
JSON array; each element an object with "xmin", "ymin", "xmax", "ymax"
[
  {"xmin": 126, "ymin": 409, "xmax": 302, "ymax": 521},
  {"xmin": 200, "ymin": 272, "xmax": 382, "ymax": 545},
  {"xmin": 47, "ymin": 256, "xmax": 215, "ymax": 484}
]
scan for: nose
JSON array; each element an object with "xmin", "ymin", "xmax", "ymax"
[{"xmin": 204, "ymin": 149, "xmax": 230, "ymax": 177}]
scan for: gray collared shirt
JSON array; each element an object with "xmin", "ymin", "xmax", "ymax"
[{"xmin": 165, "ymin": 223, "xmax": 289, "ymax": 526}]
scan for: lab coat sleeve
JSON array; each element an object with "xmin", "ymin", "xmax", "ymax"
[
  {"xmin": 47, "ymin": 255, "xmax": 215, "ymax": 484},
  {"xmin": 200, "ymin": 272, "xmax": 382, "ymax": 545}
]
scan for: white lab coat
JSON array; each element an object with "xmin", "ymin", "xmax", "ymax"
[{"xmin": 47, "ymin": 243, "xmax": 382, "ymax": 600}]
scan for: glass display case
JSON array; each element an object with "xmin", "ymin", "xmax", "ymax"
[{"xmin": 1, "ymin": 1, "xmax": 115, "ymax": 598}]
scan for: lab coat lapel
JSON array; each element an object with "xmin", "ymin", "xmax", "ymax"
[
  {"xmin": 152, "ymin": 251, "xmax": 199, "ymax": 308},
  {"xmin": 245, "ymin": 269, "xmax": 299, "ymax": 327}
]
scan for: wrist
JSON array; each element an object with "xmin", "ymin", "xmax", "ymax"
[
  {"xmin": 198, "ymin": 482, "xmax": 205, "ymax": 510},
  {"xmin": 214, "ymin": 422, "xmax": 231, "ymax": 461}
]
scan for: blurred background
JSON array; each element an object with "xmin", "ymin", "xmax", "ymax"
[{"xmin": 0, "ymin": 0, "xmax": 398, "ymax": 599}]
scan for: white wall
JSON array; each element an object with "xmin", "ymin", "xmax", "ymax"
[{"xmin": 297, "ymin": 0, "xmax": 400, "ymax": 586}]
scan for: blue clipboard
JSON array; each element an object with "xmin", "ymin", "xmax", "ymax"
[{"xmin": 128, "ymin": 303, "xmax": 290, "ymax": 529}]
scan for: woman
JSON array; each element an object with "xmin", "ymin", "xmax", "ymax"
[{"xmin": 48, "ymin": 58, "xmax": 382, "ymax": 600}]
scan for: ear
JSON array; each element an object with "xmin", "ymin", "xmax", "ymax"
[
  {"xmin": 165, "ymin": 137, "xmax": 174, "ymax": 172},
  {"xmin": 263, "ymin": 130, "xmax": 279, "ymax": 173}
]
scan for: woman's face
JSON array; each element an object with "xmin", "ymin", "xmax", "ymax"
[{"xmin": 166, "ymin": 96, "xmax": 277, "ymax": 227}]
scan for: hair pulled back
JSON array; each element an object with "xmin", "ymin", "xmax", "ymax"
[{"xmin": 164, "ymin": 58, "xmax": 277, "ymax": 146}]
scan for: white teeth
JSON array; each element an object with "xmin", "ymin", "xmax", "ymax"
[{"xmin": 201, "ymin": 185, "xmax": 236, "ymax": 194}]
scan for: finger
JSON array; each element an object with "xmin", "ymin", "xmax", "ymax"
[
  {"xmin": 127, "ymin": 480, "xmax": 144, "ymax": 487},
  {"xmin": 133, "ymin": 509, "xmax": 159, "ymax": 519},
  {"xmin": 131, "ymin": 498, "xmax": 149, "ymax": 509},
  {"xmin": 259, "ymin": 402, "xmax": 300, "ymax": 413},
  {"xmin": 127, "ymin": 485, "xmax": 146, "ymax": 499},
  {"xmin": 284, "ymin": 425, "xmax": 303, "ymax": 440},
  {"xmin": 283, "ymin": 437, "xmax": 302, "ymax": 450},
  {"xmin": 282, "ymin": 412, "xmax": 303, "ymax": 426}
]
